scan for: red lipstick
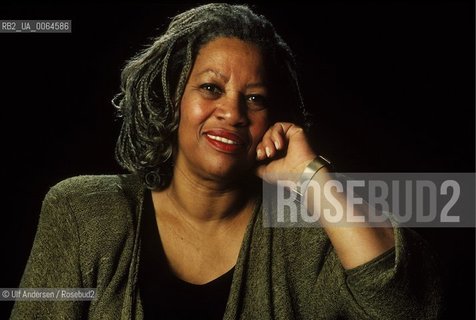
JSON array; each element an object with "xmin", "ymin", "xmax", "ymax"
[{"xmin": 204, "ymin": 129, "xmax": 247, "ymax": 154}]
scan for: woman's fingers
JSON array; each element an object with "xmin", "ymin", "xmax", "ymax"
[
  {"xmin": 255, "ymin": 122, "xmax": 317, "ymax": 182},
  {"xmin": 256, "ymin": 123, "xmax": 288, "ymax": 160},
  {"xmin": 270, "ymin": 123, "xmax": 286, "ymax": 151}
]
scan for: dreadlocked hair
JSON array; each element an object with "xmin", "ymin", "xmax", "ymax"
[{"xmin": 113, "ymin": 3, "xmax": 311, "ymax": 190}]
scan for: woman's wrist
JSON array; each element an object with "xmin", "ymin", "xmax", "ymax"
[{"xmin": 297, "ymin": 155, "xmax": 331, "ymax": 195}]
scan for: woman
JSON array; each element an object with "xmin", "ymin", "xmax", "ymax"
[{"xmin": 11, "ymin": 3, "xmax": 442, "ymax": 319}]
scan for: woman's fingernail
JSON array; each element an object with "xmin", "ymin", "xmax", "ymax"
[
  {"xmin": 274, "ymin": 140, "xmax": 280, "ymax": 149},
  {"xmin": 265, "ymin": 147, "xmax": 271, "ymax": 157},
  {"xmin": 257, "ymin": 149, "xmax": 263, "ymax": 159}
]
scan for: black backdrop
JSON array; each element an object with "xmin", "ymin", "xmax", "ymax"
[{"xmin": 0, "ymin": 1, "xmax": 474, "ymax": 318}]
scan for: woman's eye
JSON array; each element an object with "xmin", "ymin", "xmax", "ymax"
[
  {"xmin": 200, "ymin": 83, "xmax": 222, "ymax": 96},
  {"xmin": 247, "ymin": 95, "xmax": 268, "ymax": 109}
]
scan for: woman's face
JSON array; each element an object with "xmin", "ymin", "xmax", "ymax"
[{"xmin": 175, "ymin": 37, "xmax": 270, "ymax": 183}]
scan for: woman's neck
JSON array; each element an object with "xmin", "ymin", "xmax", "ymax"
[{"xmin": 152, "ymin": 165, "xmax": 258, "ymax": 231}]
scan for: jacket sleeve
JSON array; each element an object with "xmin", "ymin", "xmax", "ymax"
[
  {"xmin": 335, "ymin": 225, "xmax": 444, "ymax": 319},
  {"xmin": 10, "ymin": 183, "xmax": 86, "ymax": 319}
]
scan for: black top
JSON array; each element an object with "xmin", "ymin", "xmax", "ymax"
[{"xmin": 138, "ymin": 191, "xmax": 235, "ymax": 320}]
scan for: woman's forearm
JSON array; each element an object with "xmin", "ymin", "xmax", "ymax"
[{"xmin": 305, "ymin": 167, "xmax": 396, "ymax": 270}]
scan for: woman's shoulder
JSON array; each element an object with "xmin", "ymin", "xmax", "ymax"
[
  {"xmin": 42, "ymin": 174, "xmax": 144, "ymax": 221},
  {"xmin": 49, "ymin": 173, "xmax": 142, "ymax": 196}
]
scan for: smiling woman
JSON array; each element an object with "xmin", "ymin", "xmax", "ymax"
[
  {"xmin": 10, "ymin": 3, "xmax": 443, "ymax": 320},
  {"xmin": 177, "ymin": 38, "xmax": 269, "ymax": 183}
]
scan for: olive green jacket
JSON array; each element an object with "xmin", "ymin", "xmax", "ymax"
[{"xmin": 11, "ymin": 174, "xmax": 442, "ymax": 319}]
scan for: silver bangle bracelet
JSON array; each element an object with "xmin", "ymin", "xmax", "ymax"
[{"xmin": 294, "ymin": 155, "xmax": 331, "ymax": 200}]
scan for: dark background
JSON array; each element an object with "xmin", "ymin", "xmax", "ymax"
[{"xmin": 0, "ymin": 1, "xmax": 474, "ymax": 318}]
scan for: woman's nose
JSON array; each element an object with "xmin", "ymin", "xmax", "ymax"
[{"xmin": 214, "ymin": 95, "xmax": 249, "ymax": 127}]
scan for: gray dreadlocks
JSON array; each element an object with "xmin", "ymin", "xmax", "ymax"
[{"xmin": 113, "ymin": 3, "xmax": 310, "ymax": 189}]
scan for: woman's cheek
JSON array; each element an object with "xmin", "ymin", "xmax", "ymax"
[{"xmin": 184, "ymin": 98, "xmax": 209, "ymax": 121}]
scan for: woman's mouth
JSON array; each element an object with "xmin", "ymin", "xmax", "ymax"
[
  {"xmin": 204, "ymin": 130, "xmax": 247, "ymax": 154},
  {"xmin": 207, "ymin": 134, "xmax": 239, "ymax": 145}
]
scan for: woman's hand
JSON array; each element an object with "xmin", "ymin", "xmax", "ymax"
[
  {"xmin": 256, "ymin": 122, "xmax": 396, "ymax": 270},
  {"xmin": 255, "ymin": 122, "xmax": 317, "ymax": 183}
]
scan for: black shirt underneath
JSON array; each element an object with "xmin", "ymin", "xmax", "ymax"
[{"xmin": 138, "ymin": 191, "xmax": 235, "ymax": 320}]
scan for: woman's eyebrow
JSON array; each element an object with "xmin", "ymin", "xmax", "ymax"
[
  {"xmin": 197, "ymin": 68, "xmax": 228, "ymax": 81},
  {"xmin": 197, "ymin": 68, "xmax": 267, "ymax": 90},
  {"xmin": 246, "ymin": 83, "xmax": 267, "ymax": 90}
]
